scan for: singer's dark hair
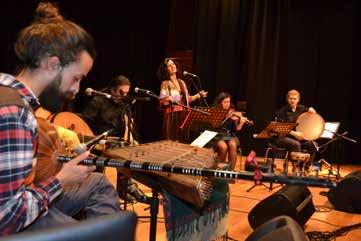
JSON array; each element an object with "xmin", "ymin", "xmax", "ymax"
[
  {"xmin": 212, "ymin": 92, "xmax": 234, "ymax": 109},
  {"xmin": 107, "ymin": 75, "xmax": 131, "ymax": 89},
  {"xmin": 156, "ymin": 58, "xmax": 183, "ymax": 81},
  {"xmin": 14, "ymin": 2, "xmax": 96, "ymax": 70}
]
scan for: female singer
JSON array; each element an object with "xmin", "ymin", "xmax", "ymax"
[{"xmin": 158, "ymin": 58, "xmax": 207, "ymax": 140}]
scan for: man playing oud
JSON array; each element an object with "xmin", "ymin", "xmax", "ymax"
[{"xmin": 0, "ymin": 2, "xmax": 119, "ymax": 235}]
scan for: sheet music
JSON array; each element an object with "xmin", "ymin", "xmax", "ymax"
[
  {"xmin": 321, "ymin": 122, "xmax": 340, "ymax": 139},
  {"xmin": 191, "ymin": 130, "xmax": 218, "ymax": 147}
]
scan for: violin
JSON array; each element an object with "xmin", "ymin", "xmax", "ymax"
[{"xmin": 228, "ymin": 109, "xmax": 254, "ymax": 126}]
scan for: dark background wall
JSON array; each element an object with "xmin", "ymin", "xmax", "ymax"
[
  {"xmin": 191, "ymin": 0, "xmax": 360, "ymax": 164},
  {"xmin": 0, "ymin": 0, "xmax": 359, "ymax": 163}
]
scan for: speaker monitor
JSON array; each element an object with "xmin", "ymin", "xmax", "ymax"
[
  {"xmin": 245, "ymin": 215, "xmax": 307, "ymax": 241},
  {"xmin": 248, "ymin": 185, "xmax": 315, "ymax": 229},
  {"xmin": 328, "ymin": 170, "xmax": 361, "ymax": 213}
]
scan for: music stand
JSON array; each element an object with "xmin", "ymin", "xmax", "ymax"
[
  {"xmin": 320, "ymin": 122, "xmax": 340, "ymax": 139},
  {"xmin": 180, "ymin": 107, "xmax": 228, "ymax": 130},
  {"xmin": 180, "ymin": 107, "xmax": 228, "ymax": 145},
  {"xmin": 314, "ymin": 122, "xmax": 341, "ymax": 179},
  {"xmin": 255, "ymin": 121, "xmax": 297, "ymax": 139}
]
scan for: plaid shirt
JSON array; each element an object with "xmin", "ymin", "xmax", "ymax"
[{"xmin": 0, "ymin": 73, "xmax": 62, "ymax": 235}]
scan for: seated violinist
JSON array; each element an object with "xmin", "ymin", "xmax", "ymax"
[{"xmin": 212, "ymin": 92, "xmax": 250, "ymax": 170}]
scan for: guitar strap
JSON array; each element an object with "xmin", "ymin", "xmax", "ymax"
[
  {"xmin": 0, "ymin": 85, "xmax": 38, "ymax": 185},
  {"xmin": 0, "ymin": 85, "xmax": 34, "ymax": 113}
]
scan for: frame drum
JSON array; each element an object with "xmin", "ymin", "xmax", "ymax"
[{"xmin": 296, "ymin": 112, "xmax": 325, "ymax": 141}]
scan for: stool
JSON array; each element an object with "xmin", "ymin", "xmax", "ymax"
[
  {"xmin": 289, "ymin": 152, "xmax": 311, "ymax": 176},
  {"xmin": 264, "ymin": 143, "xmax": 289, "ymax": 174}
]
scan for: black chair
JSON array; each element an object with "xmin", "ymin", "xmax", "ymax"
[
  {"xmin": 265, "ymin": 142, "xmax": 289, "ymax": 174},
  {"xmin": 0, "ymin": 212, "xmax": 136, "ymax": 241}
]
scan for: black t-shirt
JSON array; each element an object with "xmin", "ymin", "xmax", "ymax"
[
  {"xmin": 82, "ymin": 95, "xmax": 133, "ymax": 137},
  {"xmin": 220, "ymin": 118, "xmax": 237, "ymax": 137},
  {"xmin": 275, "ymin": 104, "xmax": 308, "ymax": 123}
]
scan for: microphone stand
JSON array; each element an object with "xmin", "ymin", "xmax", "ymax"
[
  {"xmin": 126, "ymin": 104, "xmax": 138, "ymax": 146},
  {"xmin": 316, "ymin": 130, "xmax": 357, "ymax": 180},
  {"xmin": 187, "ymin": 76, "xmax": 209, "ymax": 107},
  {"xmin": 124, "ymin": 105, "xmax": 131, "ymax": 146},
  {"xmin": 140, "ymin": 90, "xmax": 210, "ymax": 115}
]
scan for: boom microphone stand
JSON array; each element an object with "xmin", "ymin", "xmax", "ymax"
[
  {"xmin": 136, "ymin": 88, "xmax": 210, "ymax": 115},
  {"xmin": 184, "ymin": 74, "xmax": 209, "ymax": 107},
  {"xmin": 314, "ymin": 130, "xmax": 357, "ymax": 180}
]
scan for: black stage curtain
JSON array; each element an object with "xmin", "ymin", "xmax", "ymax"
[
  {"xmin": 0, "ymin": 1, "xmax": 171, "ymax": 142},
  {"xmin": 1, "ymin": 1, "xmax": 359, "ymax": 162},
  {"xmin": 192, "ymin": 0, "xmax": 360, "ymax": 163}
]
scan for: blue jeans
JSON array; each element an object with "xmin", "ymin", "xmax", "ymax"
[{"xmin": 25, "ymin": 173, "xmax": 120, "ymax": 231}]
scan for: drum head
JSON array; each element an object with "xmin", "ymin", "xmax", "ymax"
[{"xmin": 296, "ymin": 112, "xmax": 325, "ymax": 141}]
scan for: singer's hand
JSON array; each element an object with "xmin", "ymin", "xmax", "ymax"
[
  {"xmin": 199, "ymin": 90, "xmax": 208, "ymax": 98},
  {"xmin": 55, "ymin": 151, "xmax": 96, "ymax": 187},
  {"xmin": 161, "ymin": 96, "xmax": 172, "ymax": 105}
]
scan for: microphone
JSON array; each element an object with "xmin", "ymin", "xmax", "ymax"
[
  {"xmin": 134, "ymin": 87, "xmax": 152, "ymax": 94},
  {"xmin": 75, "ymin": 129, "xmax": 114, "ymax": 154},
  {"xmin": 85, "ymin": 88, "xmax": 112, "ymax": 99},
  {"xmin": 127, "ymin": 180, "xmax": 149, "ymax": 204},
  {"xmin": 183, "ymin": 71, "xmax": 198, "ymax": 78}
]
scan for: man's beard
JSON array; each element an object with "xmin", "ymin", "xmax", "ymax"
[{"xmin": 38, "ymin": 73, "xmax": 74, "ymax": 113}]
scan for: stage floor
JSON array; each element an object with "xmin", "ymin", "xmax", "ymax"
[{"xmin": 105, "ymin": 156, "xmax": 361, "ymax": 241}]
